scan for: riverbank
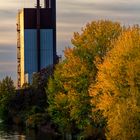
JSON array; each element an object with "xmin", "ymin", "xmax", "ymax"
[{"xmin": 0, "ymin": 120, "xmax": 62, "ymax": 140}]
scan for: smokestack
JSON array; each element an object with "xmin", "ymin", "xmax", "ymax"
[
  {"xmin": 44, "ymin": 0, "xmax": 50, "ymax": 8},
  {"xmin": 44, "ymin": 0, "xmax": 56, "ymax": 26},
  {"xmin": 37, "ymin": 0, "xmax": 40, "ymax": 9},
  {"xmin": 50, "ymin": 0, "xmax": 56, "ymax": 25}
]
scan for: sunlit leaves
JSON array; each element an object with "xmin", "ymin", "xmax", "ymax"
[
  {"xmin": 47, "ymin": 20, "xmax": 122, "ymax": 136},
  {"xmin": 90, "ymin": 27, "xmax": 140, "ymax": 140}
]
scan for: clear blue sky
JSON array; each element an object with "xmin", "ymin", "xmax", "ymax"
[{"xmin": 0, "ymin": 0, "xmax": 140, "ymax": 82}]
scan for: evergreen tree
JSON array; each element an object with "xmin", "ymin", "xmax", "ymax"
[{"xmin": 0, "ymin": 76, "xmax": 15, "ymax": 120}]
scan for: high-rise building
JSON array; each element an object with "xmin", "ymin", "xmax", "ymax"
[{"xmin": 17, "ymin": 0, "xmax": 56, "ymax": 88}]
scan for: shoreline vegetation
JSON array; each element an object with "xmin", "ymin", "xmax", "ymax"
[{"xmin": 0, "ymin": 20, "xmax": 140, "ymax": 140}]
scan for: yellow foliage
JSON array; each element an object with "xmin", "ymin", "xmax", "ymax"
[
  {"xmin": 63, "ymin": 48, "xmax": 88, "ymax": 78},
  {"xmin": 48, "ymin": 20, "xmax": 123, "ymax": 135},
  {"xmin": 54, "ymin": 92, "xmax": 68, "ymax": 109},
  {"xmin": 90, "ymin": 26, "xmax": 140, "ymax": 140},
  {"xmin": 72, "ymin": 20, "xmax": 122, "ymax": 52}
]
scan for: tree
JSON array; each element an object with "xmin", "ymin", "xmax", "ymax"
[
  {"xmin": 0, "ymin": 76, "xmax": 15, "ymax": 121},
  {"xmin": 0, "ymin": 76, "xmax": 15, "ymax": 94},
  {"xmin": 90, "ymin": 26, "xmax": 140, "ymax": 140},
  {"xmin": 47, "ymin": 20, "xmax": 122, "ymax": 138},
  {"xmin": 31, "ymin": 66, "xmax": 54, "ymax": 107},
  {"xmin": 32, "ymin": 66, "xmax": 54, "ymax": 90}
]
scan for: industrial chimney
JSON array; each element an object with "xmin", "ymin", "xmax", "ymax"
[
  {"xmin": 44, "ymin": 0, "xmax": 50, "ymax": 8},
  {"xmin": 37, "ymin": 0, "xmax": 40, "ymax": 8}
]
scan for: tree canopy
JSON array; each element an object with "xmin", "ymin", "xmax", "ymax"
[
  {"xmin": 90, "ymin": 26, "xmax": 140, "ymax": 140},
  {"xmin": 47, "ymin": 20, "xmax": 123, "ymax": 138},
  {"xmin": 1, "ymin": 20, "xmax": 140, "ymax": 140}
]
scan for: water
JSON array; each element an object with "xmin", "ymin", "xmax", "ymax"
[{"xmin": 0, "ymin": 120, "xmax": 59, "ymax": 140}]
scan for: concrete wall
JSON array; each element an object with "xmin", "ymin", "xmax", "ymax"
[{"xmin": 19, "ymin": 9, "xmax": 25, "ymax": 87}]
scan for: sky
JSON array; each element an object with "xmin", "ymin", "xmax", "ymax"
[{"xmin": 0, "ymin": 0, "xmax": 140, "ymax": 82}]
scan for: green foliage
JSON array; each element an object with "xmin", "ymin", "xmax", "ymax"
[
  {"xmin": 26, "ymin": 113, "xmax": 49, "ymax": 128},
  {"xmin": 1, "ymin": 20, "xmax": 140, "ymax": 140},
  {"xmin": 47, "ymin": 20, "xmax": 122, "ymax": 137},
  {"xmin": 0, "ymin": 76, "xmax": 15, "ymax": 94},
  {"xmin": 90, "ymin": 27, "xmax": 140, "ymax": 140},
  {"xmin": 9, "ymin": 86, "xmax": 48, "ymax": 126},
  {"xmin": 32, "ymin": 66, "xmax": 54, "ymax": 90},
  {"xmin": 0, "ymin": 67, "xmax": 53, "ymax": 128},
  {"xmin": 0, "ymin": 76, "xmax": 15, "ymax": 121}
]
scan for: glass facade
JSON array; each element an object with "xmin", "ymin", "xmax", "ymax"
[
  {"xmin": 24, "ymin": 29, "xmax": 53, "ymax": 83},
  {"xmin": 24, "ymin": 29, "xmax": 38, "ymax": 83},
  {"xmin": 40, "ymin": 29, "xmax": 53, "ymax": 69}
]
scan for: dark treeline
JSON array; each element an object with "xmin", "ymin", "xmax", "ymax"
[
  {"xmin": 0, "ymin": 67, "xmax": 55, "ymax": 129},
  {"xmin": 0, "ymin": 20, "xmax": 140, "ymax": 140}
]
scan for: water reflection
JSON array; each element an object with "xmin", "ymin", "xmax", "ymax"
[
  {"xmin": 0, "ymin": 120, "xmax": 59, "ymax": 140},
  {"xmin": 0, "ymin": 121, "xmax": 25, "ymax": 140}
]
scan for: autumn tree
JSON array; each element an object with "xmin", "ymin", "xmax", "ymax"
[
  {"xmin": 47, "ymin": 20, "xmax": 122, "ymax": 138},
  {"xmin": 90, "ymin": 27, "xmax": 140, "ymax": 140}
]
